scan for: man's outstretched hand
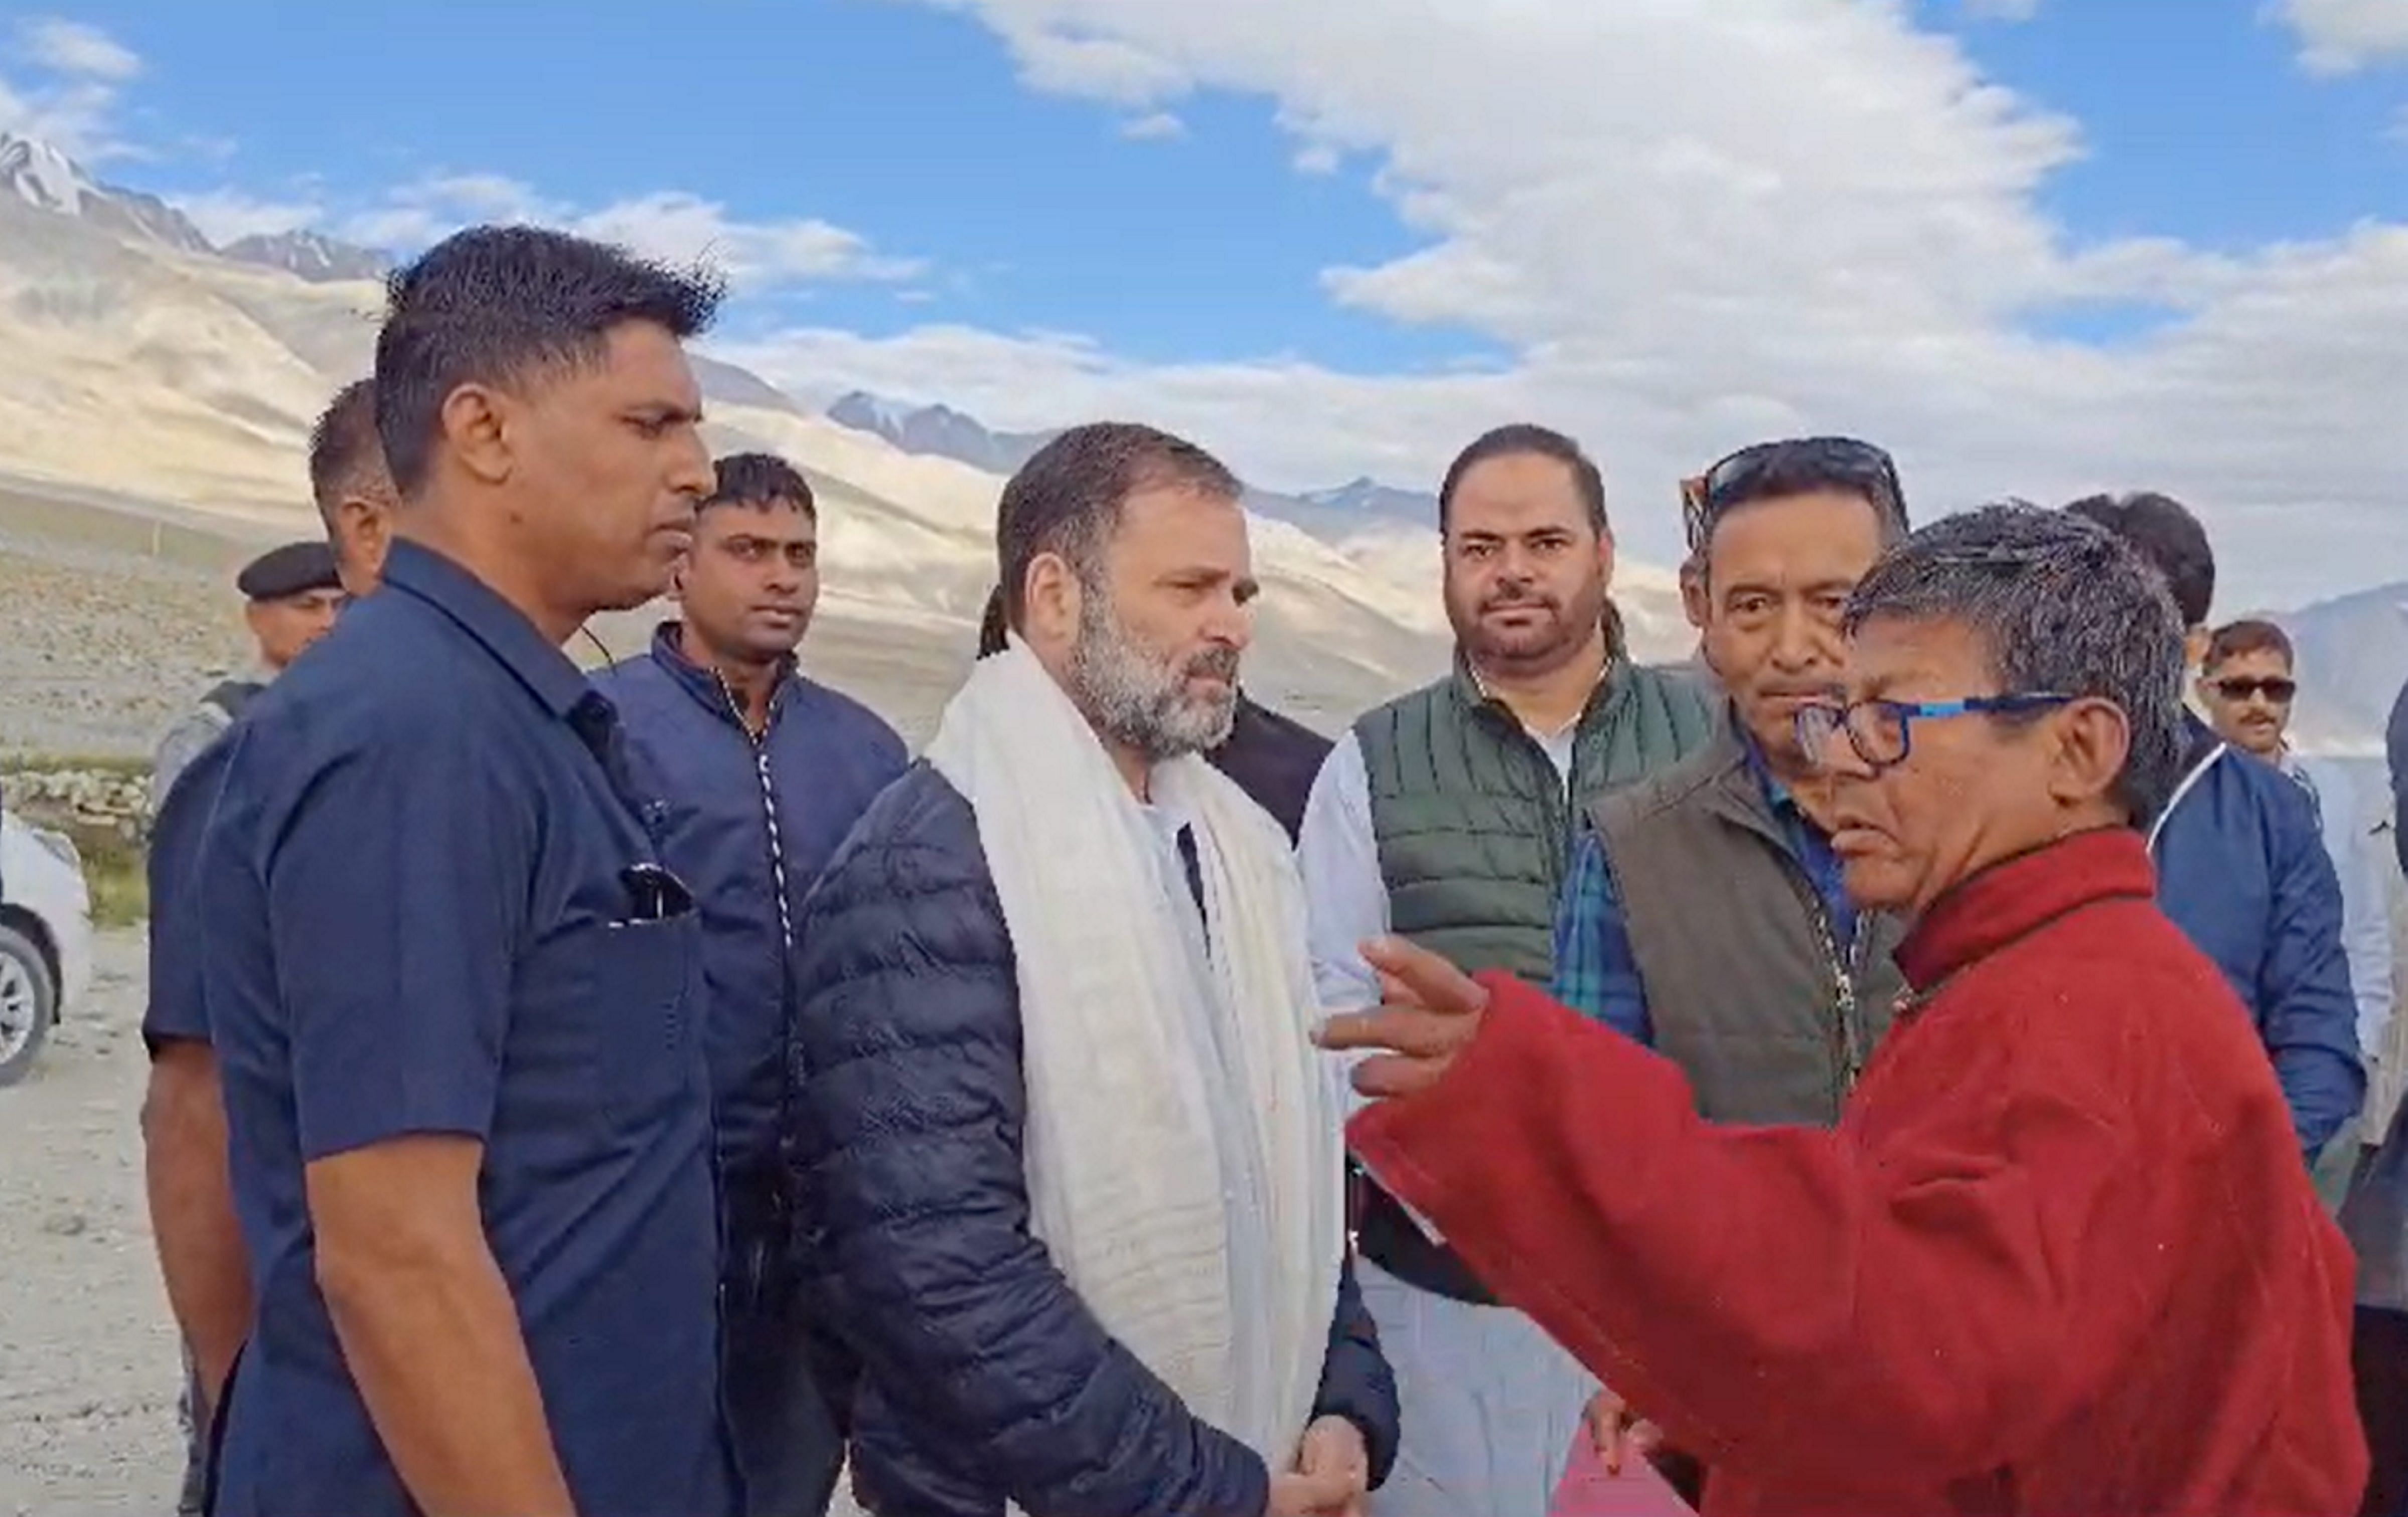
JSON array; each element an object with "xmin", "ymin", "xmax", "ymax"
[{"xmin": 1314, "ymin": 937, "xmax": 1489, "ymax": 1100}]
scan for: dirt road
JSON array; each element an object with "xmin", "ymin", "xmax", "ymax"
[{"xmin": 0, "ymin": 928, "xmax": 181, "ymax": 1516}]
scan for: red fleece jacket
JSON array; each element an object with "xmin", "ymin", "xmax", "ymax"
[{"xmin": 1350, "ymin": 829, "xmax": 2364, "ymax": 1516}]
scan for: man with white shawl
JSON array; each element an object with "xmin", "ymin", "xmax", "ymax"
[{"xmin": 791, "ymin": 422, "xmax": 1400, "ymax": 1517}]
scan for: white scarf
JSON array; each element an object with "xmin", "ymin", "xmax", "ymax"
[{"xmin": 925, "ymin": 637, "xmax": 1344, "ymax": 1477}]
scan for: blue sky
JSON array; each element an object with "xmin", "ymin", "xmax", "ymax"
[
  {"xmin": 18, "ymin": 0, "xmax": 1502, "ymax": 368},
  {"xmin": 3, "ymin": 0, "xmax": 2404, "ymax": 603}
]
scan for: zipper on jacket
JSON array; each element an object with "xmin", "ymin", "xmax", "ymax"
[
  {"xmin": 1475, "ymin": 701, "xmax": 1585, "ymax": 890},
  {"xmin": 1815, "ymin": 902, "xmax": 1867, "ymax": 1097},
  {"xmin": 716, "ymin": 676, "xmax": 796, "ymax": 950},
  {"xmin": 1778, "ymin": 860, "xmax": 1865, "ymax": 1111}
]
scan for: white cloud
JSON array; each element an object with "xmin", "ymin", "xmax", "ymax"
[
  {"xmin": 333, "ymin": 173, "xmax": 923, "ymax": 288},
  {"xmin": 170, "ymin": 188, "xmax": 323, "ymax": 245},
  {"xmin": 575, "ymin": 191, "xmax": 926, "ymax": 284},
  {"xmin": 0, "ymin": 27, "xmax": 129, "ymax": 161},
  {"xmin": 17, "ymin": 17, "xmax": 140, "ymax": 81},
  {"xmin": 1000, "ymin": 24, "xmax": 1190, "ymax": 105},
  {"xmin": 1120, "ymin": 110, "xmax": 1187, "ymax": 140},
  {"xmin": 2274, "ymin": 0, "xmax": 2408, "ymax": 73},
  {"xmin": 713, "ymin": 322, "xmax": 1519, "ymax": 492},
  {"xmin": 718, "ymin": 0, "xmax": 2408, "ymax": 611},
  {"xmin": 1292, "ymin": 141, "xmax": 1342, "ymax": 175}
]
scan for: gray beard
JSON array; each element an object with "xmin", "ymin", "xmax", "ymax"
[{"xmin": 1067, "ymin": 600, "xmax": 1238, "ymax": 762}]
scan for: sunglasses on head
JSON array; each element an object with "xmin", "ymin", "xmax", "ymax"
[
  {"xmin": 2213, "ymin": 676, "xmax": 2297, "ymax": 704},
  {"xmin": 1679, "ymin": 436, "xmax": 1904, "ymax": 553}
]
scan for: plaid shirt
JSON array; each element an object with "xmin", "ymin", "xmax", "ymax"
[
  {"xmin": 1549, "ymin": 830, "xmax": 1656, "ymax": 1042},
  {"xmin": 1550, "ymin": 746, "xmax": 1855, "ymax": 1042}
]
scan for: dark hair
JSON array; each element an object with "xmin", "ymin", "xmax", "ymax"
[
  {"xmin": 1844, "ymin": 504, "xmax": 2186, "ymax": 825},
  {"xmin": 307, "ymin": 378, "xmax": 388, "ymax": 524},
  {"xmin": 976, "ymin": 584, "xmax": 1008, "ymax": 657},
  {"xmin": 2206, "ymin": 618, "xmax": 2295, "ymax": 671},
  {"xmin": 374, "ymin": 224, "xmax": 725, "ymax": 499},
  {"xmin": 995, "ymin": 421, "xmax": 1240, "ymax": 628},
  {"xmin": 705, "ymin": 451, "xmax": 814, "ymax": 520},
  {"xmin": 1437, "ymin": 424, "xmax": 1607, "ymax": 536},
  {"xmin": 1692, "ymin": 437, "xmax": 1910, "ymax": 563},
  {"xmin": 2062, "ymin": 492, "xmax": 2214, "ymax": 628}
]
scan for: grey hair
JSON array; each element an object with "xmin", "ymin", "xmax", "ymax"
[{"xmin": 1842, "ymin": 502, "xmax": 2187, "ymax": 825}]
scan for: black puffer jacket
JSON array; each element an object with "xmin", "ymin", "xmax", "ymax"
[{"xmin": 791, "ymin": 763, "xmax": 1399, "ymax": 1517}]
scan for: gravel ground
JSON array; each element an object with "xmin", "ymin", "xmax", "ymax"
[
  {"xmin": 0, "ymin": 489, "xmax": 264, "ymax": 763},
  {"xmin": 0, "ymin": 929, "xmax": 183, "ymax": 1517}
]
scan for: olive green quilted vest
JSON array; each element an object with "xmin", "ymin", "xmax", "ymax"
[{"xmin": 1355, "ymin": 658, "xmax": 1720, "ymax": 981}]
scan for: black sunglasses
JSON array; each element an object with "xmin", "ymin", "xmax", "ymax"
[
  {"xmin": 2212, "ymin": 676, "xmax": 2297, "ymax": 704},
  {"xmin": 1680, "ymin": 436, "xmax": 1905, "ymax": 553}
]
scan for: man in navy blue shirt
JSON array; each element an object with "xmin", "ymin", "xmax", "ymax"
[
  {"xmin": 195, "ymin": 224, "xmax": 733, "ymax": 1517},
  {"xmin": 141, "ymin": 377, "xmax": 395, "ymax": 1517},
  {"xmin": 604, "ymin": 450, "xmax": 907, "ymax": 1516}
]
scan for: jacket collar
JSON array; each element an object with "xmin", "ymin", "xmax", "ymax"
[
  {"xmin": 1694, "ymin": 711, "xmax": 1827, "ymax": 845},
  {"xmin": 1894, "ymin": 827, "xmax": 2156, "ymax": 993},
  {"xmin": 647, "ymin": 620, "xmax": 796, "ymax": 727},
  {"xmin": 1449, "ymin": 644, "xmax": 1623, "ymax": 738},
  {"xmin": 383, "ymin": 540, "xmax": 592, "ymax": 721},
  {"xmin": 2147, "ymin": 712, "xmax": 2230, "ymax": 850}
]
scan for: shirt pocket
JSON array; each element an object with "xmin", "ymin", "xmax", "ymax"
[{"xmin": 582, "ymin": 914, "xmax": 706, "ymax": 1126}]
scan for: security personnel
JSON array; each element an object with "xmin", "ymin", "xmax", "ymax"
[
  {"xmin": 605, "ymin": 451, "xmax": 906, "ymax": 1515},
  {"xmin": 142, "ymin": 383, "xmax": 401, "ymax": 1517},
  {"xmin": 148, "ymin": 540, "xmax": 345, "ymax": 815},
  {"xmin": 193, "ymin": 225, "xmax": 734, "ymax": 1517}
]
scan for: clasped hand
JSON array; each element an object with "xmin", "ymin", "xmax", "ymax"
[{"xmin": 1268, "ymin": 1416, "xmax": 1368, "ymax": 1516}]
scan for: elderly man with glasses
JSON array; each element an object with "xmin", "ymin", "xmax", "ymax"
[{"xmin": 1325, "ymin": 504, "xmax": 2364, "ymax": 1515}]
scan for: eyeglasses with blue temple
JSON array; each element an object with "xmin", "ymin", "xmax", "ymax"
[{"xmin": 1793, "ymin": 693, "xmax": 2074, "ymax": 775}]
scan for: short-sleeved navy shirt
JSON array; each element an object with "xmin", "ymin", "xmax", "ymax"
[
  {"xmin": 144, "ymin": 734, "xmax": 234, "ymax": 1049},
  {"xmin": 197, "ymin": 541, "xmax": 732, "ymax": 1517}
]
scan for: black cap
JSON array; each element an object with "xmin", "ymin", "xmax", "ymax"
[{"xmin": 236, "ymin": 540, "xmax": 342, "ymax": 602}]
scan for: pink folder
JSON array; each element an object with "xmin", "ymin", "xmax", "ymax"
[{"xmin": 1548, "ymin": 1435, "xmax": 1696, "ymax": 1517}]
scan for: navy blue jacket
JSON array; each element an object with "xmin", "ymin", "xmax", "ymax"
[
  {"xmin": 2389, "ymin": 678, "xmax": 2406, "ymax": 879},
  {"xmin": 792, "ymin": 763, "xmax": 1400, "ymax": 1517},
  {"xmin": 1209, "ymin": 696, "xmax": 1329, "ymax": 845},
  {"xmin": 603, "ymin": 625, "xmax": 908, "ymax": 1178},
  {"xmin": 2151, "ymin": 716, "xmax": 2363, "ymax": 1154}
]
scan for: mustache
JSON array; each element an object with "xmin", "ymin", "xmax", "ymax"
[
  {"xmin": 1480, "ymin": 585, "xmax": 1558, "ymax": 612},
  {"xmin": 1184, "ymin": 645, "xmax": 1241, "ymax": 682}
]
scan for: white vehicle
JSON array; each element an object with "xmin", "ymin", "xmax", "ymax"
[{"xmin": 0, "ymin": 805, "xmax": 94, "ymax": 1086}]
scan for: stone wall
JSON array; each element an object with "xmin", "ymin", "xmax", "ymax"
[{"xmin": 0, "ymin": 765, "xmax": 149, "ymax": 843}]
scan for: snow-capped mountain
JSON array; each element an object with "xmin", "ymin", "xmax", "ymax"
[
  {"xmin": 1297, "ymin": 477, "xmax": 1437, "ymax": 525},
  {"xmin": 2, "ymin": 132, "xmax": 215, "ymax": 255},
  {"xmin": 2277, "ymin": 581, "xmax": 2408, "ymax": 755},
  {"xmin": 220, "ymin": 228, "xmax": 388, "ymax": 284},
  {"xmin": 0, "ymin": 132, "xmax": 384, "ymax": 281},
  {"xmin": 0, "ymin": 163, "xmax": 1468, "ymax": 735},
  {"xmin": 823, "ymin": 390, "xmax": 1440, "ymax": 533},
  {"xmin": 827, "ymin": 391, "xmax": 1058, "ymax": 477}
]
